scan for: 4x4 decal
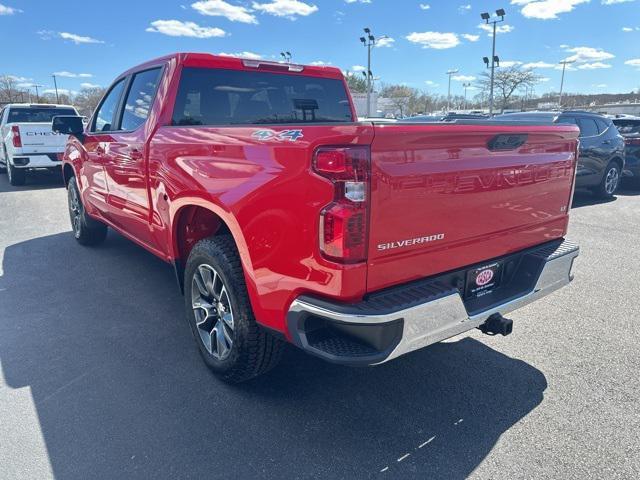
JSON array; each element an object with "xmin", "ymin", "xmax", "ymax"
[{"xmin": 252, "ymin": 129, "xmax": 304, "ymax": 142}]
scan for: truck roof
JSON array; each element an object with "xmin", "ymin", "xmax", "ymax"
[
  {"xmin": 4, "ymin": 103, "xmax": 77, "ymax": 109},
  {"xmin": 118, "ymin": 52, "xmax": 345, "ymax": 81}
]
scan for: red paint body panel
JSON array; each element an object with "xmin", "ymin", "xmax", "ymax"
[
  {"xmin": 366, "ymin": 124, "xmax": 579, "ymax": 292},
  {"xmin": 62, "ymin": 53, "xmax": 580, "ymax": 339}
]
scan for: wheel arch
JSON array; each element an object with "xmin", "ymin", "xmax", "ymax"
[{"xmin": 169, "ymin": 201, "xmax": 254, "ymax": 295}]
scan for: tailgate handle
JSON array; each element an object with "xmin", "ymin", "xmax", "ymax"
[{"xmin": 488, "ymin": 134, "xmax": 528, "ymax": 151}]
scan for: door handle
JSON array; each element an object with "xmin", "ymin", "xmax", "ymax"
[
  {"xmin": 130, "ymin": 149, "xmax": 143, "ymax": 160},
  {"xmin": 96, "ymin": 145, "xmax": 105, "ymax": 154},
  {"xmin": 602, "ymin": 140, "xmax": 611, "ymax": 145}
]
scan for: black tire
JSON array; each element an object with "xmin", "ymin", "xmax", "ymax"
[
  {"xmin": 594, "ymin": 161, "xmax": 621, "ymax": 199},
  {"xmin": 67, "ymin": 176, "xmax": 108, "ymax": 246},
  {"xmin": 7, "ymin": 162, "xmax": 26, "ymax": 186},
  {"xmin": 184, "ymin": 236, "xmax": 284, "ymax": 383},
  {"xmin": 0, "ymin": 144, "xmax": 7, "ymax": 173}
]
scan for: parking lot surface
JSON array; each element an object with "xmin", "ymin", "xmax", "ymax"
[{"xmin": 1, "ymin": 172, "xmax": 639, "ymax": 480}]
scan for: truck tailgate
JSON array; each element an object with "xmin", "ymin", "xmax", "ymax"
[
  {"xmin": 367, "ymin": 123, "xmax": 579, "ymax": 292},
  {"xmin": 10, "ymin": 122, "xmax": 68, "ymax": 152}
]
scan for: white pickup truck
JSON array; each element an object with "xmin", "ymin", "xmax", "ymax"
[{"xmin": 0, "ymin": 103, "xmax": 79, "ymax": 185}]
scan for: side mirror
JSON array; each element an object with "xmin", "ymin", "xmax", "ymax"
[{"xmin": 52, "ymin": 115, "xmax": 85, "ymax": 138}]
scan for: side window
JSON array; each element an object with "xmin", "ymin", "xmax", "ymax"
[
  {"xmin": 577, "ymin": 118, "xmax": 598, "ymax": 138},
  {"xmin": 557, "ymin": 116, "xmax": 578, "ymax": 126},
  {"xmin": 92, "ymin": 79, "xmax": 126, "ymax": 133},
  {"xmin": 120, "ymin": 68, "xmax": 162, "ymax": 131},
  {"xmin": 595, "ymin": 119, "xmax": 609, "ymax": 134}
]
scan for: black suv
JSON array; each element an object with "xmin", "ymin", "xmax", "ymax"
[{"xmin": 496, "ymin": 111, "xmax": 626, "ymax": 198}]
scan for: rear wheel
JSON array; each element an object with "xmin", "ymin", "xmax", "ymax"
[
  {"xmin": 7, "ymin": 161, "xmax": 26, "ymax": 186},
  {"xmin": 184, "ymin": 236, "xmax": 284, "ymax": 383},
  {"xmin": 0, "ymin": 145, "xmax": 6, "ymax": 173},
  {"xmin": 67, "ymin": 176, "xmax": 108, "ymax": 245},
  {"xmin": 594, "ymin": 162, "xmax": 621, "ymax": 199}
]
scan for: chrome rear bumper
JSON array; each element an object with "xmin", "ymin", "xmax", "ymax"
[{"xmin": 287, "ymin": 239, "xmax": 579, "ymax": 366}]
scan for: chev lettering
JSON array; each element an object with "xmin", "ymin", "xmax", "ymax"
[
  {"xmin": 25, "ymin": 131, "xmax": 59, "ymax": 136},
  {"xmin": 377, "ymin": 233, "xmax": 445, "ymax": 252}
]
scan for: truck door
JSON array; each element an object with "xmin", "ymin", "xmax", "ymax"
[
  {"xmin": 82, "ymin": 78, "xmax": 126, "ymax": 214},
  {"xmin": 102, "ymin": 68, "xmax": 163, "ymax": 251}
]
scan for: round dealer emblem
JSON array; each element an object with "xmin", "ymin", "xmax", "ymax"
[{"xmin": 476, "ymin": 269, "xmax": 494, "ymax": 286}]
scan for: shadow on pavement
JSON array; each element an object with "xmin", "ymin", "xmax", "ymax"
[
  {"xmin": 0, "ymin": 169, "xmax": 64, "ymax": 193},
  {"xmin": 0, "ymin": 231, "xmax": 547, "ymax": 480},
  {"xmin": 571, "ymin": 189, "xmax": 617, "ymax": 209}
]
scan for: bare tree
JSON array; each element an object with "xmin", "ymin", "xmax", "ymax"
[
  {"xmin": 0, "ymin": 75, "xmax": 22, "ymax": 103},
  {"xmin": 476, "ymin": 66, "xmax": 542, "ymax": 113},
  {"xmin": 73, "ymin": 87, "xmax": 106, "ymax": 117},
  {"xmin": 380, "ymin": 85, "xmax": 418, "ymax": 117},
  {"xmin": 345, "ymin": 72, "xmax": 368, "ymax": 94}
]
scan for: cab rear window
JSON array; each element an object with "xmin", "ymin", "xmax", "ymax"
[
  {"xmin": 8, "ymin": 107, "xmax": 77, "ymax": 123},
  {"xmin": 172, "ymin": 67, "xmax": 354, "ymax": 126}
]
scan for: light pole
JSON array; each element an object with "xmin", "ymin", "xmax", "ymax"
[
  {"xmin": 463, "ymin": 82, "xmax": 472, "ymax": 110},
  {"xmin": 558, "ymin": 60, "xmax": 574, "ymax": 109},
  {"xmin": 280, "ymin": 51, "xmax": 292, "ymax": 63},
  {"xmin": 446, "ymin": 69, "xmax": 459, "ymax": 111},
  {"xmin": 33, "ymin": 84, "xmax": 44, "ymax": 103},
  {"xmin": 480, "ymin": 8, "xmax": 505, "ymax": 115},
  {"xmin": 360, "ymin": 28, "xmax": 377, "ymax": 118},
  {"xmin": 51, "ymin": 74, "xmax": 60, "ymax": 103}
]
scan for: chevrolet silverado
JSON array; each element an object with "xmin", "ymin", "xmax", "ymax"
[{"xmin": 53, "ymin": 53, "xmax": 580, "ymax": 382}]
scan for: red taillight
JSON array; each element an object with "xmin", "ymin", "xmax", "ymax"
[
  {"xmin": 11, "ymin": 126, "xmax": 22, "ymax": 148},
  {"xmin": 314, "ymin": 147, "xmax": 370, "ymax": 263},
  {"xmin": 625, "ymin": 137, "xmax": 640, "ymax": 146}
]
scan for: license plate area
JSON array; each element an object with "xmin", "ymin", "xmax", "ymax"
[{"xmin": 465, "ymin": 261, "xmax": 503, "ymax": 299}]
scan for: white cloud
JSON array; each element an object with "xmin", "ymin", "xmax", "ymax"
[
  {"xmin": 345, "ymin": 0, "xmax": 371, "ymax": 3},
  {"xmin": 522, "ymin": 61, "xmax": 556, "ymax": 69},
  {"xmin": 419, "ymin": 3, "xmax": 431, "ymax": 9},
  {"xmin": 622, "ymin": 27, "xmax": 634, "ymax": 31},
  {"xmin": 351, "ymin": 65, "xmax": 366, "ymax": 72},
  {"xmin": 563, "ymin": 46, "xmax": 615, "ymax": 63},
  {"xmin": 251, "ymin": 0, "xmax": 318, "ymax": 19},
  {"xmin": 593, "ymin": 84, "xmax": 607, "ymax": 88},
  {"xmin": 511, "ymin": 0, "xmax": 589, "ymax": 20},
  {"xmin": 602, "ymin": 0, "xmax": 636, "ymax": 4},
  {"xmin": 461, "ymin": 33, "xmax": 480, "ymax": 41},
  {"xmin": 577, "ymin": 62, "xmax": 612, "ymax": 69},
  {"xmin": 0, "ymin": 3, "xmax": 21, "ymax": 15},
  {"xmin": 458, "ymin": 4, "xmax": 472, "ymax": 13},
  {"xmin": 624, "ymin": 58, "xmax": 640, "ymax": 68},
  {"xmin": 146, "ymin": 20, "xmax": 227, "ymax": 38},
  {"xmin": 406, "ymin": 31, "xmax": 460, "ymax": 49},
  {"xmin": 478, "ymin": 23, "xmax": 514, "ymax": 35},
  {"xmin": 43, "ymin": 88, "xmax": 76, "ymax": 96},
  {"xmin": 191, "ymin": 0, "xmax": 258, "ymax": 23},
  {"xmin": 8, "ymin": 75, "xmax": 31, "ymax": 82},
  {"xmin": 218, "ymin": 51, "xmax": 262, "ymax": 59},
  {"xmin": 452, "ymin": 75, "xmax": 476, "ymax": 81},
  {"xmin": 80, "ymin": 82, "xmax": 101, "ymax": 89},
  {"xmin": 376, "ymin": 37, "xmax": 395, "ymax": 47},
  {"xmin": 54, "ymin": 71, "xmax": 93, "ymax": 78},
  {"xmin": 59, "ymin": 32, "xmax": 104, "ymax": 44},
  {"xmin": 499, "ymin": 60, "xmax": 523, "ymax": 67},
  {"xmin": 424, "ymin": 80, "xmax": 439, "ymax": 86},
  {"xmin": 309, "ymin": 60, "xmax": 331, "ymax": 65}
]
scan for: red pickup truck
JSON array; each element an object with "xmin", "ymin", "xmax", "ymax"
[{"xmin": 53, "ymin": 53, "xmax": 580, "ymax": 382}]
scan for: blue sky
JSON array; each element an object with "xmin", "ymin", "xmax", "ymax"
[{"xmin": 2, "ymin": 0, "xmax": 639, "ymax": 98}]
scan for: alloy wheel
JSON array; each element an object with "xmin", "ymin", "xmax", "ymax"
[
  {"xmin": 605, "ymin": 167, "xmax": 620, "ymax": 195},
  {"xmin": 68, "ymin": 185, "xmax": 82, "ymax": 237},
  {"xmin": 191, "ymin": 264, "xmax": 235, "ymax": 360}
]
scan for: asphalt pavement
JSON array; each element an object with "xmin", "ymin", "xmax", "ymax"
[{"xmin": 1, "ymin": 170, "xmax": 639, "ymax": 479}]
